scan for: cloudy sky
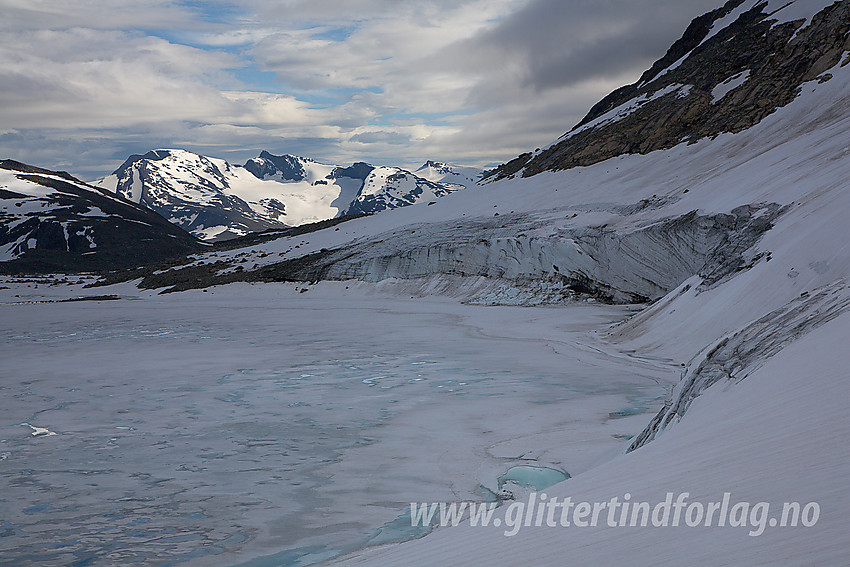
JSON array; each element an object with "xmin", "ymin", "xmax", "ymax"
[{"xmin": 0, "ymin": 0, "xmax": 723, "ymax": 178}]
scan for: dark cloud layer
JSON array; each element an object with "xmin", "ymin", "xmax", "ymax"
[{"xmin": 479, "ymin": 0, "xmax": 722, "ymax": 89}]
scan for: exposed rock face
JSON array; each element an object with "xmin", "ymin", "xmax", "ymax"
[
  {"xmin": 244, "ymin": 151, "xmax": 307, "ymax": 181},
  {"xmin": 490, "ymin": 0, "xmax": 850, "ymax": 179},
  {"xmin": 0, "ymin": 160, "xmax": 201, "ymax": 273},
  {"xmin": 330, "ymin": 162, "xmax": 374, "ymax": 182}
]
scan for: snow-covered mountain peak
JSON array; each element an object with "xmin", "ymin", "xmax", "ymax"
[
  {"xmin": 415, "ymin": 160, "xmax": 485, "ymax": 186},
  {"xmin": 417, "ymin": 160, "xmax": 452, "ymax": 173},
  {"xmin": 244, "ymin": 151, "xmax": 315, "ymax": 182},
  {"xmin": 93, "ymin": 150, "xmax": 477, "ymax": 240}
]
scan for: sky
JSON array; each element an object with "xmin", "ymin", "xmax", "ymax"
[{"xmin": 0, "ymin": 0, "xmax": 724, "ymax": 178}]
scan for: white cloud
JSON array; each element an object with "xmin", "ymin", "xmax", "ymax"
[
  {"xmin": 0, "ymin": 28, "xmax": 238, "ymax": 128},
  {"xmin": 0, "ymin": 0, "xmax": 727, "ymax": 176},
  {"xmin": 0, "ymin": 0, "xmax": 203, "ymax": 31}
]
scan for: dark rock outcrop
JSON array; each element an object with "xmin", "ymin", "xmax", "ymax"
[
  {"xmin": 0, "ymin": 160, "xmax": 202, "ymax": 273},
  {"xmin": 244, "ymin": 151, "xmax": 308, "ymax": 181},
  {"xmin": 490, "ymin": 1, "xmax": 850, "ymax": 179}
]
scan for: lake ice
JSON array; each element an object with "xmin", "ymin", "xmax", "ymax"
[{"xmin": 0, "ymin": 280, "xmax": 672, "ymax": 566}]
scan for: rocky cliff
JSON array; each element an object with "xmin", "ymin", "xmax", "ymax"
[{"xmin": 490, "ymin": 0, "xmax": 850, "ymax": 179}]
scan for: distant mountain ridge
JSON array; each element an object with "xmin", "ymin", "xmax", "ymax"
[
  {"xmin": 94, "ymin": 150, "xmax": 483, "ymax": 241},
  {"xmin": 0, "ymin": 159, "xmax": 201, "ymax": 273},
  {"xmin": 415, "ymin": 160, "xmax": 485, "ymax": 187}
]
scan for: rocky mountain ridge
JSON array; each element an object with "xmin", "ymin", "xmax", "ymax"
[
  {"xmin": 490, "ymin": 0, "xmax": 850, "ymax": 179},
  {"xmin": 95, "ymin": 149, "xmax": 480, "ymax": 241},
  {"xmin": 0, "ymin": 159, "xmax": 202, "ymax": 273}
]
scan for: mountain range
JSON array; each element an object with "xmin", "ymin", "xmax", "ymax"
[{"xmin": 93, "ymin": 150, "xmax": 483, "ymax": 241}]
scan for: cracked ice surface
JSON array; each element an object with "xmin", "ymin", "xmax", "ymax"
[{"xmin": 0, "ymin": 281, "xmax": 671, "ymax": 566}]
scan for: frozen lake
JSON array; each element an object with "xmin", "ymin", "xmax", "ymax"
[{"xmin": 0, "ymin": 280, "xmax": 673, "ymax": 566}]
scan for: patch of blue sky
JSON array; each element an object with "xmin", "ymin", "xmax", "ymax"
[
  {"xmin": 233, "ymin": 65, "xmax": 284, "ymax": 93},
  {"xmin": 308, "ymin": 24, "xmax": 359, "ymax": 42},
  {"xmin": 226, "ymin": 64, "xmax": 389, "ymax": 107},
  {"xmin": 136, "ymin": 2, "xmax": 255, "ymax": 53},
  {"xmin": 146, "ymin": 29, "xmax": 254, "ymax": 57}
]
